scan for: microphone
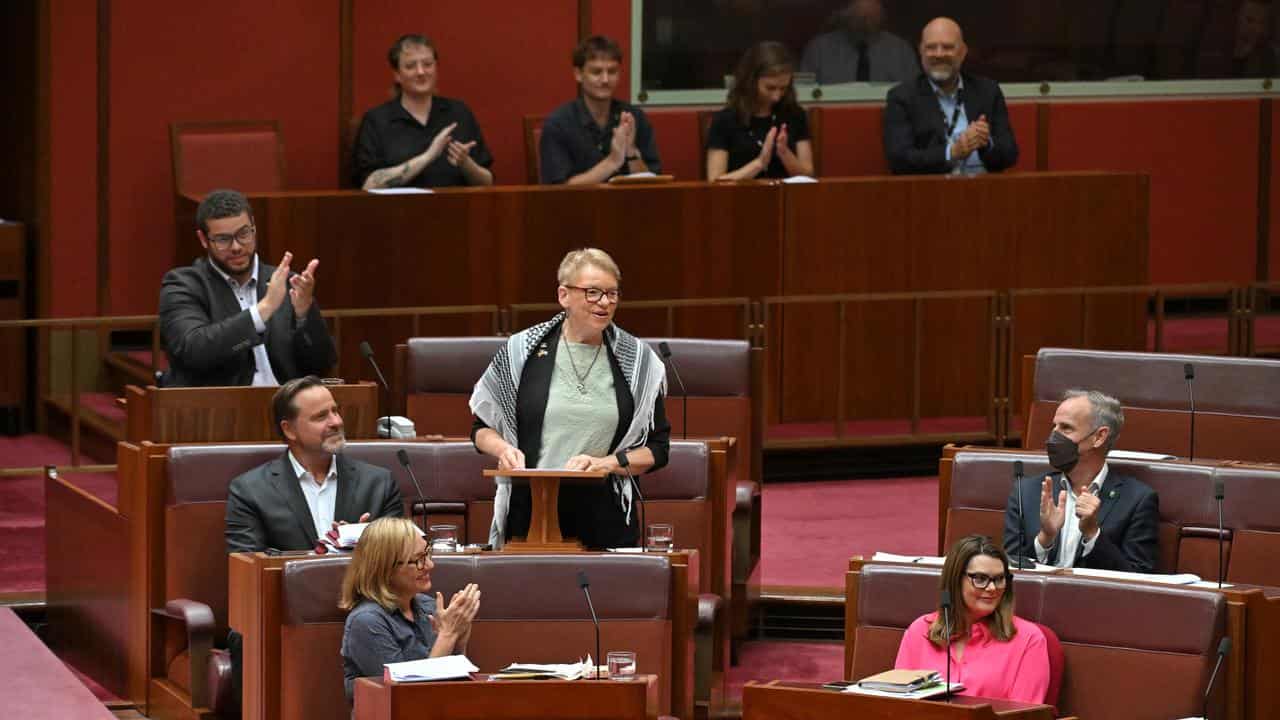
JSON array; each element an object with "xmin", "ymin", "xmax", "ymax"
[
  {"xmin": 360, "ymin": 341, "xmax": 392, "ymax": 440},
  {"xmin": 1185, "ymin": 362, "xmax": 1197, "ymax": 461},
  {"xmin": 1202, "ymin": 636, "xmax": 1231, "ymax": 720},
  {"xmin": 396, "ymin": 449, "xmax": 428, "ymax": 533},
  {"xmin": 657, "ymin": 342, "xmax": 688, "ymax": 441},
  {"xmin": 1213, "ymin": 472, "xmax": 1226, "ymax": 589},
  {"xmin": 577, "ymin": 570, "xmax": 602, "ymax": 679},
  {"xmin": 940, "ymin": 589, "xmax": 953, "ymax": 702},
  {"xmin": 1011, "ymin": 461, "xmax": 1034, "ymax": 569}
]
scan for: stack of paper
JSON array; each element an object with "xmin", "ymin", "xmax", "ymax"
[
  {"xmin": 384, "ymin": 655, "xmax": 478, "ymax": 682},
  {"xmin": 871, "ymin": 552, "xmax": 946, "ymax": 566},
  {"xmin": 1071, "ymin": 567, "xmax": 1201, "ymax": 585},
  {"xmin": 335, "ymin": 522, "xmax": 371, "ymax": 549},
  {"xmin": 856, "ymin": 669, "xmax": 941, "ymax": 693},
  {"xmin": 492, "ymin": 657, "xmax": 595, "ymax": 680}
]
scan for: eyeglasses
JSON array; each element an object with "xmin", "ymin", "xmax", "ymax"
[
  {"xmin": 400, "ymin": 548, "xmax": 433, "ymax": 569},
  {"xmin": 966, "ymin": 572, "xmax": 1008, "ymax": 589},
  {"xmin": 565, "ymin": 285, "xmax": 620, "ymax": 304},
  {"xmin": 208, "ymin": 224, "xmax": 256, "ymax": 249}
]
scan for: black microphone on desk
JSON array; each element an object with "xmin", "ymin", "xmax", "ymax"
[
  {"xmin": 940, "ymin": 589, "xmax": 953, "ymax": 702},
  {"xmin": 360, "ymin": 341, "xmax": 392, "ymax": 440},
  {"xmin": 1203, "ymin": 636, "xmax": 1231, "ymax": 720},
  {"xmin": 1213, "ymin": 472, "xmax": 1226, "ymax": 589},
  {"xmin": 657, "ymin": 342, "xmax": 688, "ymax": 441},
  {"xmin": 1011, "ymin": 461, "xmax": 1034, "ymax": 569},
  {"xmin": 396, "ymin": 449, "xmax": 428, "ymax": 534},
  {"xmin": 1185, "ymin": 362, "xmax": 1197, "ymax": 461},
  {"xmin": 577, "ymin": 570, "xmax": 603, "ymax": 680}
]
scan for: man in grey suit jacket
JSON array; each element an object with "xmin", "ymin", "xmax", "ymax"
[
  {"xmin": 159, "ymin": 188, "xmax": 336, "ymax": 387},
  {"xmin": 225, "ymin": 376, "xmax": 404, "ymax": 554}
]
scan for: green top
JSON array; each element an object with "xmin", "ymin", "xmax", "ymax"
[{"xmin": 537, "ymin": 338, "xmax": 618, "ymax": 468}]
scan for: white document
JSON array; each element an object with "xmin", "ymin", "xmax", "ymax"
[
  {"xmin": 1109, "ymin": 449, "xmax": 1178, "ymax": 461},
  {"xmin": 1071, "ymin": 567, "xmax": 1201, "ymax": 585},
  {"xmin": 1187, "ymin": 581, "xmax": 1233, "ymax": 589},
  {"xmin": 367, "ymin": 187, "xmax": 433, "ymax": 195},
  {"xmin": 336, "ymin": 522, "xmax": 370, "ymax": 549},
  {"xmin": 844, "ymin": 681, "xmax": 964, "ymax": 699},
  {"xmin": 626, "ymin": 171, "xmax": 658, "ymax": 178},
  {"xmin": 385, "ymin": 655, "xmax": 478, "ymax": 682},
  {"xmin": 781, "ymin": 175, "xmax": 818, "ymax": 184},
  {"xmin": 495, "ymin": 657, "xmax": 594, "ymax": 680},
  {"xmin": 871, "ymin": 552, "xmax": 946, "ymax": 566},
  {"xmin": 607, "ymin": 547, "xmax": 646, "ymax": 554}
]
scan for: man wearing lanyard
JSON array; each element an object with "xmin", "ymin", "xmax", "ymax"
[{"xmin": 882, "ymin": 17, "xmax": 1018, "ymax": 175}]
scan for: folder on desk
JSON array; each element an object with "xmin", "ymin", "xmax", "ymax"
[{"xmin": 856, "ymin": 669, "xmax": 941, "ymax": 693}]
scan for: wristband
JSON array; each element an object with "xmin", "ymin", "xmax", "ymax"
[{"xmin": 615, "ymin": 450, "xmax": 630, "ymax": 469}]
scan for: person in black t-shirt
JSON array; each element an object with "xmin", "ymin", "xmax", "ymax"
[
  {"xmin": 706, "ymin": 42, "xmax": 814, "ymax": 182},
  {"xmin": 352, "ymin": 34, "xmax": 493, "ymax": 189}
]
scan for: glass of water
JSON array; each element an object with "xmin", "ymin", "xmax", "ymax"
[
  {"xmin": 429, "ymin": 524, "xmax": 458, "ymax": 553},
  {"xmin": 607, "ymin": 651, "xmax": 636, "ymax": 681},
  {"xmin": 646, "ymin": 523, "xmax": 674, "ymax": 552}
]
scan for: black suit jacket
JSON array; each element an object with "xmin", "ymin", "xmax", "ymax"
[
  {"xmin": 158, "ymin": 256, "xmax": 336, "ymax": 387},
  {"xmin": 1003, "ymin": 470, "xmax": 1160, "ymax": 573},
  {"xmin": 224, "ymin": 452, "xmax": 404, "ymax": 553},
  {"xmin": 883, "ymin": 72, "xmax": 1018, "ymax": 175}
]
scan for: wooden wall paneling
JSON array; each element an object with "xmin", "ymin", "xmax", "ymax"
[{"xmin": 1268, "ymin": 99, "xmax": 1278, "ymax": 281}]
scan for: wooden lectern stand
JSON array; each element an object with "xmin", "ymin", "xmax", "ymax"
[
  {"xmin": 354, "ymin": 675, "xmax": 659, "ymax": 719},
  {"xmin": 742, "ymin": 682, "xmax": 1057, "ymax": 720},
  {"xmin": 483, "ymin": 468, "xmax": 607, "ymax": 551}
]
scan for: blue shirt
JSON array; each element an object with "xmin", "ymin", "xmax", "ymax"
[
  {"xmin": 930, "ymin": 76, "xmax": 987, "ymax": 176},
  {"xmin": 341, "ymin": 594, "xmax": 439, "ymax": 703}
]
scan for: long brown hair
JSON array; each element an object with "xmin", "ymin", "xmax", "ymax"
[
  {"xmin": 727, "ymin": 41, "xmax": 801, "ymax": 127},
  {"xmin": 927, "ymin": 535, "xmax": 1017, "ymax": 646}
]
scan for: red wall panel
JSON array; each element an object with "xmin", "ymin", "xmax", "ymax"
[
  {"xmin": 352, "ymin": 1, "xmax": 580, "ymax": 187},
  {"xmin": 1271, "ymin": 101, "xmax": 1279, "ymax": 282},
  {"xmin": 47, "ymin": 0, "xmax": 99, "ymax": 317},
  {"xmin": 817, "ymin": 105, "xmax": 889, "ymax": 177},
  {"xmin": 645, "ymin": 110, "xmax": 703, "ymax": 181},
  {"xmin": 589, "ymin": 0, "xmax": 633, "ymax": 102},
  {"xmin": 1006, "ymin": 101, "xmax": 1038, "ymax": 173},
  {"xmin": 1046, "ymin": 99, "xmax": 1260, "ymax": 285},
  {"xmin": 107, "ymin": 0, "xmax": 340, "ymax": 314}
]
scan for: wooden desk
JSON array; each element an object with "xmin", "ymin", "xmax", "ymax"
[
  {"xmin": 354, "ymin": 675, "xmax": 660, "ymax": 720},
  {"xmin": 230, "ymin": 549, "xmax": 699, "ymax": 720},
  {"xmin": 123, "ymin": 381, "xmax": 379, "ymax": 442},
  {"xmin": 742, "ymin": 682, "xmax": 1055, "ymax": 720},
  {"xmin": 178, "ymin": 173, "xmax": 1147, "ymax": 427}
]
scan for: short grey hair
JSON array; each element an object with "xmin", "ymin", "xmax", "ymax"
[
  {"xmin": 1061, "ymin": 389, "xmax": 1124, "ymax": 451},
  {"xmin": 557, "ymin": 248, "xmax": 621, "ymax": 286}
]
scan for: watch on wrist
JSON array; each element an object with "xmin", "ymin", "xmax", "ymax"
[
  {"xmin": 626, "ymin": 153, "xmax": 640, "ymax": 162},
  {"xmin": 615, "ymin": 450, "xmax": 630, "ymax": 469}
]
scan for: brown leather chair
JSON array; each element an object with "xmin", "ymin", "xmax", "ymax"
[
  {"xmin": 278, "ymin": 553, "xmax": 683, "ymax": 720},
  {"xmin": 169, "ymin": 120, "xmax": 285, "ymax": 197},
  {"xmin": 1023, "ymin": 348, "xmax": 1280, "ymax": 462},
  {"xmin": 523, "ymin": 115, "xmax": 545, "ymax": 184},
  {"xmin": 942, "ymin": 447, "xmax": 1221, "ymax": 575},
  {"xmin": 1214, "ymin": 465, "xmax": 1280, "ymax": 586},
  {"xmin": 394, "ymin": 336, "xmax": 506, "ymax": 435},
  {"xmin": 847, "ymin": 562, "xmax": 1232, "ymax": 720}
]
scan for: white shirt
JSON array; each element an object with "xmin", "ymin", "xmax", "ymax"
[
  {"xmin": 929, "ymin": 75, "xmax": 988, "ymax": 177},
  {"xmin": 207, "ymin": 254, "xmax": 279, "ymax": 386},
  {"xmin": 289, "ymin": 450, "xmax": 338, "ymax": 540},
  {"xmin": 1035, "ymin": 464, "xmax": 1109, "ymax": 568}
]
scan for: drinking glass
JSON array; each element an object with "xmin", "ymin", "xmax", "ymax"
[
  {"xmin": 429, "ymin": 524, "xmax": 458, "ymax": 553},
  {"xmin": 646, "ymin": 523, "xmax": 674, "ymax": 552},
  {"xmin": 607, "ymin": 651, "xmax": 636, "ymax": 681}
]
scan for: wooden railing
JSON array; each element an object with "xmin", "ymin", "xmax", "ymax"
[{"xmin": 2, "ymin": 283, "xmax": 1278, "ymax": 475}]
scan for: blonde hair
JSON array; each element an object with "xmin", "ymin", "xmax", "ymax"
[
  {"xmin": 557, "ymin": 248, "xmax": 621, "ymax": 286},
  {"xmin": 338, "ymin": 517, "xmax": 420, "ymax": 612}
]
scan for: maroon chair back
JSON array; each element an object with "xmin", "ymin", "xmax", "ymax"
[{"xmin": 170, "ymin": 120, "xmax": 285, "ymax": 197}]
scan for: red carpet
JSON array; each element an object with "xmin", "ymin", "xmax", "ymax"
[
  {"xmin": 759, "ymin": 477, "xmax": 938, "ymax": 589},
  {"xmin": 1, "ymin": 435, "xmax": 117, "ymax": 594},
  {"xmin": 728, "ymin": 640, "xmax": 845, "ymax": 698}
]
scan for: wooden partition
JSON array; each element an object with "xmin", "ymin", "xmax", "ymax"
[
  {"xmin": 123, "ymin": 382, "xmax": 378, "ymax": 443},
  {"xmin": 181, "ymin": 172, "xmax": 1146, "ymax": 446},
  {"xmin": 743, "ymin": 682, "xmax": 1054, "ymax": 720},
  {"xmin": 354, "ymin": 676, "xmax": 659, "ymax": 720}
]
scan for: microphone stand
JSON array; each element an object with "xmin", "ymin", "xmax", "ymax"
[
  {"xmin": 940, "ymin": 589, "xmax": 953, "ymax": 702},
  {"xmin": 1203, "ymin": 637, "xmax": 1231, "ymax": 720},
  {"xmin": 577, "ymin": 571, "xmax": 603, "ymax": 679},
  {"xmin": 360, "ymin": 341, "xmax": 392, "ymax": 440},
  {"xmin": 1012, "ymin": 461, "xmax": 1034, "ymax": 569},
  {"xmin": 658, "ymin": 342, "xmax": 688, "ymax": 440},
  {"xmin": 397, "ymin": 449, "xmax": 428, "ymax": 534},
  {"xmin": 1185, "ymin": 362, "xmax": 1196, "ymax": 461},
  {"xmin": 1213, "ymin": 472, "xmax": 1225, "ymax": 589}
]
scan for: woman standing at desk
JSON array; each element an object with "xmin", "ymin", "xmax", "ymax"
[
  {"xmin": 706, "ymin": 41, "xmax": 814, "ymax": 182},
  {"xmin": 470, "ymin": 248, "xmax": 671, "ymax": 550},
  {"xmin": 339, "ymin": 518, "xmax": 480, "ymax": 703},
  {"xmin": 352, "ymin": 34, "xmax": 494, "ymax": 189},
  {"xmin": 894, "ymin": 535, "xmax": 1050, "ymax": 703}
]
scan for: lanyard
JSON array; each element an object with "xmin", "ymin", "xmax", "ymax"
[{"xmin": 941, "ymin": 89, "xmax": 966, "ymax": 140}]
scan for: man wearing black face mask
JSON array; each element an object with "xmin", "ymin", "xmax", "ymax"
[{"xmin": 1003, "ymin": 390, "xmax": 1159, "ymax": 572}]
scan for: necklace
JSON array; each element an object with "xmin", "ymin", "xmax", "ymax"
[{"xmin": 561, "ymin": 333, "xmax": 603, "ymax": 395}]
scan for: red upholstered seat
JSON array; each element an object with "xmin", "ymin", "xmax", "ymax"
[
  {"xmin": 1035, "ymin": 621, "xmax": 1064, "ymax": 711},
  {"xmin": 170, "ymin": 120, "xmax": 286, "ymax": 196}
]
